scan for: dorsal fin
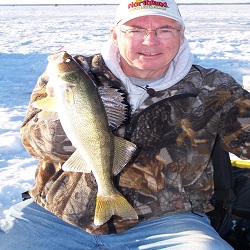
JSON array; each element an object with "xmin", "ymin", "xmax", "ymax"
[{"xmin": 98, "ymin": 87, "xmax": 130, "ymax": 130}]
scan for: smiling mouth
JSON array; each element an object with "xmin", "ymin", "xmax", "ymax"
[{"xmin": 140, "ymin": 52, "xmax": 160, "ymax": 56}]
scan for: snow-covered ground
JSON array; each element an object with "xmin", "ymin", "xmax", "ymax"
[{"xmin": 0, "ymin": 4, "xmax": 250, "ymax": 219}]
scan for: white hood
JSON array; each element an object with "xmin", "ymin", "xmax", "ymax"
[{"xmin": 101, "ymin": 38, "xmax": 194, "ymax": 112}]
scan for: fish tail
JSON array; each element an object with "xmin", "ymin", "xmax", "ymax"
[{"xmin": 94, "ymin": 193, "xmax": 138, "ymax": 226}]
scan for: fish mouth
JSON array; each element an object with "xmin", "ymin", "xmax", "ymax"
[{"xmin": 48, "ymin": 51, "xmax": 67, "ymax": 64}]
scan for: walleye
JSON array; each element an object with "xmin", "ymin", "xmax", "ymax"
[{"xmin": 32, "ymin": 51, "xmax": 138, "ymax": 226}]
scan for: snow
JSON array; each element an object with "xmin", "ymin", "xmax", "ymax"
[{"xmin": 0, "ymin": 4, "xmax": 250, "ymax": 219}]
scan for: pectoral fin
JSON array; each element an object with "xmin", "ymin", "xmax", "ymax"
[
  {"xmin": 112, "ymin": 136, "xmax": 137, "ymax": 175},
  {"xmin": 32, "ymin": 97, "xmax": 57, "ymax": 112},
  {"xmin": 62, "ymin": 150, "xmax": 91, "ymax": 173},
  {"xmin": 38, "ymin": 110, "xmax": 59, "ymax": 121},
  {"xmin": 32, "ymin": 97, "xmax": 59, "ymax": 121}
]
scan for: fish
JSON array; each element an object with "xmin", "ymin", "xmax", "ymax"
[{"xmin": 32, "ymin": 51, "xmax": 138, "ymax": 226}]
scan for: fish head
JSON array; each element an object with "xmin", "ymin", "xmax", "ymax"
[
  {"xmin": 46, "ymin": 51, "xmax": 84, "ymax": 88},
  {"xmin": 47, "ymin": 51, "xmax": 79, "ymax": 74}
]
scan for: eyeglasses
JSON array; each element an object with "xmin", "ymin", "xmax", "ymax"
[{"xmin": 118, "ymin": 26, "xmax": 181, "ymax": 40}]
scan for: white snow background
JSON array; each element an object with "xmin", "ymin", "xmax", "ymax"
[{"xmin": 0, "ymin": 3, "xmax": 250, "ymax": 219}]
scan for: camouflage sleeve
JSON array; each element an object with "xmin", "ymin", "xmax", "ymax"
[
  {"xmin": 216, "ymin": 73, "xmax": 250, "ymax": 159},
  {"xmin": 20, "ymin": 70, "xmax": 75, "ymax": 163}
]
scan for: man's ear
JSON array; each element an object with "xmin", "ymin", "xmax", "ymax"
[
  {"xmin": 180, "ymin": 27, "xmax": 185, "ymax": 45},
  {"xmin": 110, "ymin": 27, "xmax": 119, "ymax": 47}
]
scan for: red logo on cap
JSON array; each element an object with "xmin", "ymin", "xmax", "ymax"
[{"xmin": 128, "ymin": 1, "xmax": 169, "ymax": 9}]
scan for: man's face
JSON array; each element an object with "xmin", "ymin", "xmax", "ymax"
[{"xmin": 111, "ymin": 15, "xmax": 184, "ymax": 79}]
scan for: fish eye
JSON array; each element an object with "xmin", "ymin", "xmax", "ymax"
[{"xmin": 66, "ymin": 58, "xmax": 71, "ymax": 63}]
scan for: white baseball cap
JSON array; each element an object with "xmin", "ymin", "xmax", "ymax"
[{"xmin": 115, "ymin": 0, "xmax": 183, "ymax": 26}]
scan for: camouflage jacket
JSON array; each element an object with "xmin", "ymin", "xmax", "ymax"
[{"xmin": 21, "ymin": 53, "xmax": 250, "ymax": 235}]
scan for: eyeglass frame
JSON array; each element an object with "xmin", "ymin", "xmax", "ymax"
[{"xmin": 117, "ymin": 25, "xmax": 181, "ymax": 40}]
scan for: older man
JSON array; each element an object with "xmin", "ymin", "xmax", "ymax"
[{"xmin": 2, "ymin": 0, "xmax": 249, "ymax": 249}]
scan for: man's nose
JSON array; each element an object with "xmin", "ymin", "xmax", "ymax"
[{"xmin": 142, "ymin": 31, "xmax": 160, "ymax": 44}]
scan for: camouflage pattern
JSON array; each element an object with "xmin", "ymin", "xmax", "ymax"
[{"xmin": 21, "ymin": 54, "xmax": 250, "ymax": 234}]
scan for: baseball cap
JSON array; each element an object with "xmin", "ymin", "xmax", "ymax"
[{"xmin": 115, "ymin": 0, "xmax": 183, "ymax": 26}]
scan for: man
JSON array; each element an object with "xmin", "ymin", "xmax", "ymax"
[{"xmin": 1, "ymin": 0, "xmax": 248, "ymax": 249}]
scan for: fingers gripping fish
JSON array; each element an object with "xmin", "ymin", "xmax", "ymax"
[{"xmin": 32, "ymin": 51, "xmax": 138, "ymax": 226}]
